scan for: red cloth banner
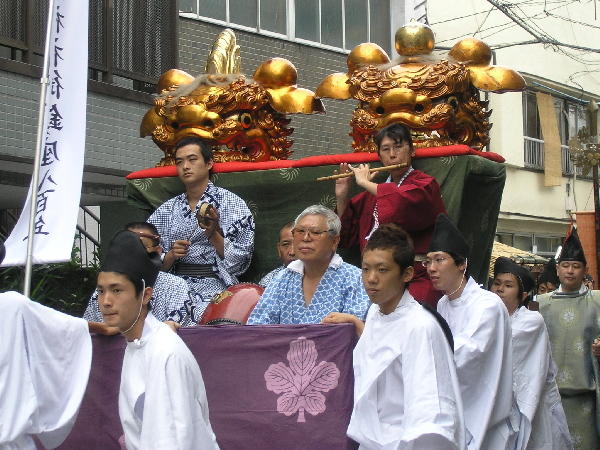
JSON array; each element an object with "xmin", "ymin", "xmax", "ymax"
[{"xmin": 127, "ymin": 145, "xmax": 505, "ymax": 179}]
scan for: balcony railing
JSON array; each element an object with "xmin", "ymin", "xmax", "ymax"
[
  {"xmin": 523, "ymin": 136, "xmax": 584, "ymax": 177},
  {"xmin": 524, "ymin": 136, "xmax": 544, "ymax": 169}
]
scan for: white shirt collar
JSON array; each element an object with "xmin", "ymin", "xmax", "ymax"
[
  {"xmin": 287, "ymin": 253, "xmax": 343, "ymax": 275},
  {"xmin": 377, "ymin": 289, "xmax": 415, "ymax": 316},
  {"xmin": 384, "ymin": 166, "xmax": 414, "ymax": 186}
]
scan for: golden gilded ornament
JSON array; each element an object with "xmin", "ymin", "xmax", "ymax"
[
  {"xmin": 316, "ymin": 22, "xmax": 526, "ymax": 152},
  {"xmin": 569, "ymin": 127, "xmax": 599, "ymax": 176},
  {"xmin": 141, "ymin": 29, "xmax": 324, "ymax": 165},
  {"xmin": 395, "ymin": 21, "xmax": 435, "ymax": 57}
]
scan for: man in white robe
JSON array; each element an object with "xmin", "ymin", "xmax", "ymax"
[
  {"xmin": 426, "ymin": 214, "xmax": 516, "ymax": 450},
  {"xmin": 343, "ymin": 223, "xmax": 466, "ymax": 449},
  {"xmin": 491, "ymin": 257, "xmax": 572, "ymax": 450},
  {"xmin": 97, "ymin": 230, "xmax": 219, "ymax": 449},
  {"xmin": 0, "ymin": 232, "xmax": 92, "ymax": 450},
  {"xmin": 0, "ymin": 291, "xmax": 92, "ymax": 450}
]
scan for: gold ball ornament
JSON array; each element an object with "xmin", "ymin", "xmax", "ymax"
[
  {"xmin": 253, "ymin": 58, "xmax": 298, "ymax": 88},
  {"xmin": 394, "ymin": 21, "xmax": 435, "ymax": 57},
  {"xmin": 157, "ymin": 69, "xmax": 194, "ymax": 94},
  {"xmin": 347, "ymin": 43, "xmax": 390, "ymax": 73},
  {"xmin": 449, "ymin": 38, "xmax": 492, "ymax": 65}
]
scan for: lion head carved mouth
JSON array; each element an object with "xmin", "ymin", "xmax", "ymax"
[{"xmin": 316, "ymin": 22, "xmax": 525, "ymax": 153}]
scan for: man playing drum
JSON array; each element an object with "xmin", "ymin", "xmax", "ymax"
[{"xmin": 148, "ymin": 136, "xmax": 255, "ymax": 322}]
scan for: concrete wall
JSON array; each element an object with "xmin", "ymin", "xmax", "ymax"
[{"xmin": 0, "ymin": 70, "xmax": 158, "ymax": 173}]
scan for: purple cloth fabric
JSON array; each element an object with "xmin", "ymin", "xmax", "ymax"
[{"xmin": 56, "ymin": 324, "xmax": 357, "ymax": 450}]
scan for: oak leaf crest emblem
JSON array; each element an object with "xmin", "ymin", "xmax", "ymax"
[{"xmin": 264, "ymin": 337, "xmax": 340, "ymax": 422}]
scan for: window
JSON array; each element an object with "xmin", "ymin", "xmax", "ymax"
[
  {"xmin": 523, "ymin": 91, "xmax": 541, "ymax": 140},
  {"xmin": 522, "ymin": 89, "xmax": 590, "ymax": 175},
  {"xmin": 513, "ymin": 234, "xmax": 533, "ymax": 253},
  {"xmin": 0, "ymin": 0, "xmax": 178, "ymax": 93},
  {"xmin": 495, "ymin": 232, "xmax": 513, "ymax": 247},
  {"xmin": 261, "ymin": 0, "xmax": 287, "ymax": 34},
  {"xmin": 534, "ymin": 235, "xmax": 562, "ymax": 256},
  {"xmin": 182, "ymin": 0, "xmax": 392, "ymax": 54},
  {"xmin": 496, "ymin": 232, "xmax": 562, "ymax": 257}
]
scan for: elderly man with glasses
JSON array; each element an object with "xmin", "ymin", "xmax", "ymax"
[{"xmin": 247, "ymin": 205, "xmax": 370, "ymax": 325}]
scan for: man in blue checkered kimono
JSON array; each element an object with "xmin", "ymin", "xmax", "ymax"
[
  {"xmin": 148, "ymin": 137, "xmax": 255, "ymax": 322},
  {"xmin": 84, "ymin": 222, "xmax": 194, "ymax": 325},
  {"xmin": 247, "ymin": 205, "xmax": 369, "ymax": 325}
]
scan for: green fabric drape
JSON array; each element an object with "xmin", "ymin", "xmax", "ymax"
[{"xmin": 127, "ymin": 155, "xmax": 505, "ymax": 284}]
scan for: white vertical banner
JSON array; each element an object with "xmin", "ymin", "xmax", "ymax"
[{"xmin": 2, "ymin": 0, "xmax": 89, "ymax": 266}]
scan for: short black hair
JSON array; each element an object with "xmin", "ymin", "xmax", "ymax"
[
  {"xmin": 125, "ymin": 273, "xmax": 145, "ymax": 297},
  {"xmin": 281, "ymin": 221, "xmax": 294, "ymax": 231},
  {"xmin": 446, "ymin": 251, "xmax": 469, "ymax": 278},
  {"xmin": 100, "ymin": 271, "xmax": 148, "ymax": 301},
  {"xmin": 364, "ymin": 223, "xmax": 415, "ymax": 271},
  {"xmin": 124, "ymin": 222, "xmax": 160, "ymax": 247},
  {"xmin": 492, "ymin": 271, "xmax": 525, "ymax": 304},
  {"xmin": 175, "ymin": 136, "xmax": 213, "ymax": 163},
  {"xmin": 374, "ymin": 123, "xmax": 414, "ymax": 152},
  {"xmin": 125, "ymin": 221, "xmax": 159, "ymax": 236},
  {"xmin": 447, "ymin": 251, "xmax": 467, "ymax": 267}
]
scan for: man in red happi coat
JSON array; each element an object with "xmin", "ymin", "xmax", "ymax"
[{"xmin": 335, "ymin": 123, "xmax": 446, "ymax": 307}]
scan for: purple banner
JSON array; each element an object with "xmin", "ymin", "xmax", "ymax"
[{"xmin": 57, "ymin": 324, "xmax": 358, "ymax": 449}]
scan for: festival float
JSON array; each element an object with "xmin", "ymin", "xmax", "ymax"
[{"xmin": 60, "ymin": 24, "xmax": 526, "ymax": 449}]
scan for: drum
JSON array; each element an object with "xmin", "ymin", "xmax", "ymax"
[
  {"xmin": 198, "ymin": 283, "xmax": 264, "ymax": 325},
  {"xmin": 196, "ymin": 202, "xmax": 216, "ymax": 228}
]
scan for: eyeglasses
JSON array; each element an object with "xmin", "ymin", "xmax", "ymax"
[
  {"xmin": 422, "ymin": 257, "xmax": 449, "ymax": 268},
  {"xmin": 291, "ymin": 228, "xmax": 333, "ymax": 239}
]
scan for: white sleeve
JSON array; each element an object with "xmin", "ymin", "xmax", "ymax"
[
  {"xmin": 399, "ymin": 321, "xmax": 464, "ymax": 449},
  {"xmin": 0, "ymin": 292, "xmax": 92, "ymax": 449},
  {"xmin": 452, "ymin": 300, "xmax": 513, "ymax": 449},
  {"xmin": 140, "ymin": 352, "xmax": 219, "ymax": 450}
]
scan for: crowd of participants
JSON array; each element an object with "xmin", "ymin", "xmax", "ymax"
[{"xmin": 2, "ymin": 124, "xmax": 600, "ymax": 449}]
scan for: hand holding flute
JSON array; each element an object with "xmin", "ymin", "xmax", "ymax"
[{"xmin": 316, "ymin": 162, "xmax": 409, "ymax": 182}]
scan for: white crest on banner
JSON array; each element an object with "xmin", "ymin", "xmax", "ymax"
[{"xmin": 2, "ymin": 0, "xmax": 89, "ymax": 270}]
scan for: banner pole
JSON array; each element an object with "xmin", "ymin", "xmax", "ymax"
[{"xmin": 23, "ymin": 0, "xmax": 57, "ymax": 297}]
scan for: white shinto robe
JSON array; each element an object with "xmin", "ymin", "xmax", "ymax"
[
  {"xmin": 437, "ymin": 277, "xmax": 516, "ymax": 450},
  {"xmin": 510, "ymin": 306, "xmax": 572, "ymax": 450},
  {"xmin": 348, "ymin": 291, "xmax": 466, "ymax": 449},
  {"xmin": 0, "ymin": 291, "xmax": 92, "ymax": 450},
  {"xmin": 119, "ymin": 313, "xmax": 219, "ymax": 450}
]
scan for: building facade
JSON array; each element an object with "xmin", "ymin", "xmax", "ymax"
[
  {"xmin": 0, "ymin": 1, "xmax": 419, "ymax": 251},
  {"xmin": 5, "ymin": 1, "xmax": 590, "ymax": 263},
  {"xmin": 428, "ymin": 0, "xmax": 600, "ymax": 259}
]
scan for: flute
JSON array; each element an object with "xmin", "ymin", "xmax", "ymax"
[{"xmin": 316, "ymin": 163, "xmax": 408, "ymax": 181}]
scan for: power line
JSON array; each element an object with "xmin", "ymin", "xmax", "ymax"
[
  {"xmin": 473, "ymin": 7, "xmax": 495, "ymax": 36},
  {"xmin": 486, "ymin": 0, "xmax": 600, "ymax": 53},
  {"xmin": 437, "ymin": 20, "xmax": 516, "ymax": 44},
  {"xmin": 429, "ymin": 9, "xmax": 496, "ymax": 25}
]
